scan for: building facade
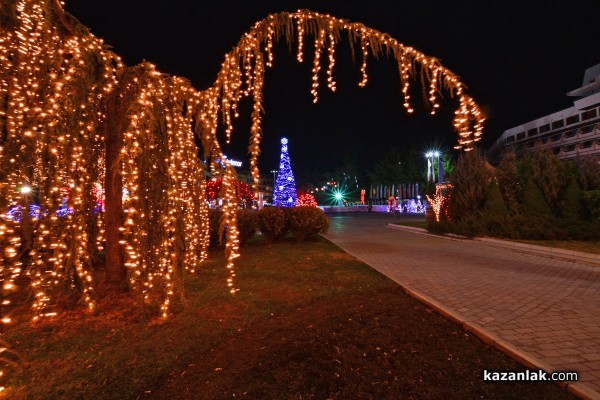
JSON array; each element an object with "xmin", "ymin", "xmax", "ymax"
[{"xmin": 488, "ymin": 64, "xmax": 600, "ymax": 164}]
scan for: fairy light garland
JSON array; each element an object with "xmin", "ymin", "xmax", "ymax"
[
  {"xmin": 201, "ymin": 10, "xmax": 484, "ymax": 201},
  {"xmin": 426, "ymin": 192, "xmax": 445, "ymax": 222},
  {"xmin": 296, "ymin": 14, "xmax": 305, "ymax": 63},
  {"xmin": 1, "ymin": 5, "xmax": 493, "ymax": 390},
  {"xmin": 310, "ymin": 28, "xmax": 326, "ymax": 103},
  {"xmin": 358, "ymin": 36, "xmax": 369, "ymax": 88},
  {"xmin": 326, "ymin": 27, "xmax": 337, "ymax": 92},
  {"xmin": 428, "ymin": 66, "xmax": 440, "ymax": 115},
  {"xmin": 0, "ymin": 3, "xmax": 486, "ymax": 335}
]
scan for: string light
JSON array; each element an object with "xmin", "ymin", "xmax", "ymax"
[
  {"xmin": 326, "ymin": 22, "xmax": 337, "ymax": 92},
  {"xmin": 426, "ymin": 183, "xmax": 452, "ymax": 222},
  {"xmin": 310, "ymin": 28, "xmax": 326, "ymax": 103},
  {"xmin": 426, "ymin": 193, "xmax": 445, "ymax": 222},
  {"xmin": 1, "ymin": 3, "xmax": 485, "ymax": 327},
  {"xmin": 358, "ymin": 36, "xmax": 369, "ymax": 88},
  {"xmin": 296, "ymin": 14, "xmax": 305, "ymax": 63}
]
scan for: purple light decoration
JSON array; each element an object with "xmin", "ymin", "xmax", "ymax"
[
  {"xmin": 5, "ymin": 204, "xmax": 45, "ymax": 222},
  {"xmin": 57, "ymin": 204, "xmax": 75, "ymax": 218},
  {"xmin": 273, "ymin": 137, "xmax": 298, "ymax": 207}
]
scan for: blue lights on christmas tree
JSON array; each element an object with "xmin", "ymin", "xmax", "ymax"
[{"xmin": 273, "ymin": 137, "xmax": 298, "ymax": 207}]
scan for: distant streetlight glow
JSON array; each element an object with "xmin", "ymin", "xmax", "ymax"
[{"xmin": 425, "ymin": 150, "xmax": 442, "ymax": 183}]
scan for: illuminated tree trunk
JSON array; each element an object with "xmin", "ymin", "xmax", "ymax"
[{"xmin": 104, "ymin": 92, "xmax": 126, "ymax": 290}]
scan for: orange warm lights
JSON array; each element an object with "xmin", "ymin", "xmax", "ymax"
[{"xmin": 1, "ymin": 3, "xmax": 485, "ymax": 323}]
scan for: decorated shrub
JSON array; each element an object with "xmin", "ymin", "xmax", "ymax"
[
  {"xmin": 297, "ymin": 191, "xmax": 318, "ymax": 206},
  {"xmin": 287, "ymin": 206, "xmax": 329, "ymax": 242},
  {"xmin": 257, "ymin": 207, "xmax": 286, "ymax": 244}
]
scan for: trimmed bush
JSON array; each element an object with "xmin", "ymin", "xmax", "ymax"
[
  {"xmin": 287, "ymin": 206, "xmax": 329, "ymax": 242},
  {"xmin": 277, "ymin": 206, "xmax": 293, "ymax": 240},
  {"xmin": 510, "ymin": 214, "xmax": 557, "ymax": 240},
  {"xmin": 450, "ymin": 214, "xmax": 485, "ymax": 238},
  {"xmin": 208, "ymin": 208, "xmax": 258, "ymax": 247},
  {"xmin": 236, "ymin": 209, "xmax": 258, "ymax": 245},
  {"xmin": 258, "ymin": 207, "xmax": 286, "ymax": 244}
]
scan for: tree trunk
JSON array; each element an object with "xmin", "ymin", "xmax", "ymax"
[{"xmin": 103, "ymin": 94, "xmax": 126, "ymax": 290}]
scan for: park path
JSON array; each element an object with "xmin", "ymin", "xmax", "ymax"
[{"xmin": 322, "ymin": 213, "xmax": 600, "ymax": 400}]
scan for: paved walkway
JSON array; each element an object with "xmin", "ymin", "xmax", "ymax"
[{"xmin": 322, "ymin": 213, "xmax": 600, "ymax": 400}]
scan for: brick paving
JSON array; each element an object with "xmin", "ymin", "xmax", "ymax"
[{"xmin": 322, "ymin": 213, "xmax": 600, "ymax": 399}]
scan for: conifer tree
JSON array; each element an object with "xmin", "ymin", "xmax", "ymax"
[
  {"xmin": 561, "ymin": 175, "xmax": 583, "ymax": 221},
  {"xmin": 273, "ymin": 138, "xmax": 298, "ymax": 207},
  {"xmin": 531, "ymin": 143, "xmax": 564, "ymax": 211},
  {"xmin": 522, "ymin": 178, "xmax": 552, "ymax": 218},
  {"xmin": 484, "ymin": 181, "xmax": 508, "ymax": 216},
  {"xmin": 448, "ymin": 150, "xmax": 491, "ymax": 220},
  {"xmin": 496, "ymin": 151, "xmax": 521, "ymax": 214}
]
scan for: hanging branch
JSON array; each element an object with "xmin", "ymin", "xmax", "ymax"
[
  {"xmin": 200, "ymin": 10, "xmax": 485, "ymax": 202},
  {"xmin": 1, "ymin": 3, "xmax": 486, "ymax": 327}
]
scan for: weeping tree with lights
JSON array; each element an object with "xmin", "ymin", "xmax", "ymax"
[
  {"xmin": 0, "ymin": 0, "xmax": 486, "ymax": 330},
  {"xmin": 273, "ymin": 137, "xmax": 298, "ymax": 207}
]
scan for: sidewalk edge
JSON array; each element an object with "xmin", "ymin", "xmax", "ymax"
[{"xmin": 403, "ymin": 285, "xmax": 600, "ymax": 400}]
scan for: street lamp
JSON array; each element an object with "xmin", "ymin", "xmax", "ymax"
[
  {"xmin": 425, "ymin": 152, "xmax": 433, "ymax": 182},
  {"xmin": 433, "ymin": 151, "xmax": 440, "ymax": 184},
  {"xmin": 270, "ymin": 170, "xmax": 278, "ymax": 186},
  {"xmin": 425, "ymin": 150, "xmax": 441, "ymax": 183}
]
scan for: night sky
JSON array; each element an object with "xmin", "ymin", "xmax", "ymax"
[{"xmin": 67, "ymin": 0, "xmax": 600, "ymax": 174}]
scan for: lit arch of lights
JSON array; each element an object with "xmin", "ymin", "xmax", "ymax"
[
  {"xmin": 204, "ymin": 9, "xmax": 485, "ymax": 190},
  {"xmin": 0, "ymin": 1, "xmax": 485, "ymax": 326}
]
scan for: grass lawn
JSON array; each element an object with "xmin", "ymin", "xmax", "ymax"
[
  {"xmin": 3, "ymin": 236, "xmax": 573, "ymax": 399},
  {"xmin": 514, "ymin": 239, "xmax": 600, "ymax": 255},
  {"xmin": 391, "ymin": 215, "xmax": 600, "ymax": 255}
]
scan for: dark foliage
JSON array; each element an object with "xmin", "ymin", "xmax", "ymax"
[
  {"xmin": 287, "ymin": 206, "xmax": 329, "ymax": 242},
  {"xmin": 448, "ymin": 150, "xmax": 491, "ymax": 220},
  {"xmin": 236, "ymin": 209, "xmax": 259, "ymax": 245},
  {"xmin": 496, "ymin": 151, "xmax": 521, "ymax": 215},
  {"xmin": 257, "ymin": 207, "xmax": 286, "ymax": 244}
]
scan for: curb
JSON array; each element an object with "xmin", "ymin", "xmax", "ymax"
[
  {"xmin": 326, "ymin": 230, "xmax": 600, "ymax": 400},
  {"xmin": 387, "ymin": 223, "xmax": 600, "ymax": 268},
  {"xmin": 401, "ymin": 285, "xmax": 600, "ymax": 400}
]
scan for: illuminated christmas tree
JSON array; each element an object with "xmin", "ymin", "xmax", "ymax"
[{"xmin": 273, "ymin": 138, "xmax": 298, "ymax": 207}]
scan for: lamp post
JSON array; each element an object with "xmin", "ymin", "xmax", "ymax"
[
  {"xmin": 433, "ymin": 151, "xmax": 440, "ymax": 184},
  {"xmin": 425, "ymin": 152, "xmax": 433, "ymax": 182},
  {"xmin": 270, "ymin": 170, "xmax": 277, "ymax": 186},
  {"xmin": 425, "ymin": 150, "xmax": 441, "ymax": 184}
]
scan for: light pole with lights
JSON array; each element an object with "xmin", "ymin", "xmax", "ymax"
[{"xmin": 425, "ymin": 151, "xmax": 441, "ymax": 183}]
